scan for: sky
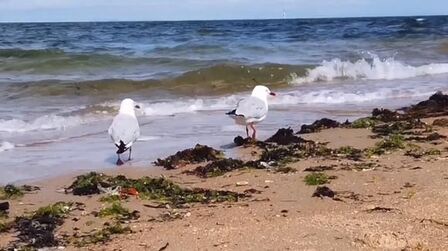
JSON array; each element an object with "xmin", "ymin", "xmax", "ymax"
[{"xmin": 0, "ymin": 0, "xmax": 447, "ymax": 22}]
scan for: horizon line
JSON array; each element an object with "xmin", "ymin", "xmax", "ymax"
[{"xmin": 0, "ymin": 13, "xmax": 446, "ymax": 24}]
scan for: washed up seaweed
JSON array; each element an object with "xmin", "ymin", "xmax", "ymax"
[
  {"xmin": 405, "ymin": 145, "xmax": 441, "ymax": 158},
  {"xmin": 304, "ymin": 173, "xmax": 336, "ymax": 186},
  {"xmin": 0, "ymin": 184, "xmax": 40, "ymax": 200},
  {"xmin": 351, "ymin": 117, "xmax": 378, "ymax": 128},
  {"xmin": 72, "ymin": 222, "xmax": 132, "ymax": 247},
  {"xmin": 403, "ymin": 91, "xmax": 448, "ymax": 118},
  {"xmin": 304, "ymin": 165, "xmax": 336, "ymax": 172},
  {"xmin": 312, "ymin": 186, "xmax": 335, "ymax": 198},
  {"xmin": 298, "ymin": 118, "xmax": 342, "ymax": 134},
  {"xmin": 372, "ymin": 119, "xmax": 426, "ymax": 136},
  {"xmin": 9, "ymin": 202, "xmax": 80, "ymax": 249},
  {"xmin": 365, "ymin": 134, "xmax": 406, "ymax": 156},
  {"xmin": 98, "ymin": 202, "xmax": 140, "ymax": 221},
  {"xmin": 0, "ymin": 185, "xmax": 23, "ymax": 200},
  {"xmin": 154, "ymin": 144, "xmax": 224, "ymax": 170},
  {"xmin": 67, "ymin": 172, "xmax": 246, "ymax": 207},
  {"xmin": 266, "ymin": 128, "xmax": 310, "ymax": 145},
  {"xmin": 433, "ymin": 118, "xmax": 448, "ymax": 127},
  {"xmin": 186, "ymin": 158, "xmax": 246, "ymax": 178},
  {"xmin": 371, "ymin": 108, "xmax": 405, "ymax": 122}
]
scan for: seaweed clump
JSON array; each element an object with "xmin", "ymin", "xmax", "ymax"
[
  {"xmin": 67, "ymin": 172, "xmax": 245, "ymax": 207},
  {"xmin": 405, "ymin": 145, "xmax": 441, "ymax": 159},
  {"xmin": 266, "ymin": 128, "xmax": 309, "ymax": 145},
  {"xmin": 304, "ymin": 173, "xmax": 334, "ymax": 186},
  {"xmin": 298, "ymin": 118, "xmax": 341, "ymax": 134},
  {"xmin": 312, "ymin": 186, "xmax": 335, "ymax": 198},
  {"xmin": 154, "ymin": 144, "xmax": 224, "ymax": 170},
  {"xmin": 187, "ymin": 158, "xmax": 244, "ymax": 178},
  {"xmin": 433, "ymin": 118, "xmax": 448, "ymax": 127},
  {"xmin": 0, "ymin": 185, "xmax": 26, "ymax": 200},
  {"xmin": 98, "ymin": 202, "xmax": 140, "ymax": 220},
  {"xmin": 365, "ymin": 134, "xmax": 406, "ymax": 156},
  {"xmin": 73, "ymin": 222, "xmax": 132, "ymax": 247},
  {"xmin": 11, "ymin": 202, "xmax": 77, "ymax": 249},
  {"xmin": 404, "ymin": 91, "xmax": 448, "ymax": 118}
]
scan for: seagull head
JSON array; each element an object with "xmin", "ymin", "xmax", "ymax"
[
  {"xmin": 119, "ymin": 98, "xmax": 140, "ymax": 116},
  {"xmin": 251, "ymin": 85, "xmax": 276, "ymax": 100}
]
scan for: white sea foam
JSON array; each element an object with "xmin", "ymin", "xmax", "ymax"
[
  {"xmin": 0, "ymin": 141, "xmax": 14, "ymax": 152},
  {"xmin": 290, "ymin": 55, "xmax": 448, "ymax": 84},
  {"xmin": 0, "ymin": 114, "xmax": 94, "ymax": 133}
]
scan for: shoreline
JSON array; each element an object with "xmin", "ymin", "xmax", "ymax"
[{"xmin": 1, "ymin": 93, "xmax": 448, "ymax": 250}]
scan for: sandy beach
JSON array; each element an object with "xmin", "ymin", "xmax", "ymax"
[{"xmin": 1, "ymin": 93, "xmax": 448, "ymax": 250}]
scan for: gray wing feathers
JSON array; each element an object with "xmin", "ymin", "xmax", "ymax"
[
  {"xmin": 235, "ymin": 96, "xmax": 267, "ymax": 119},
  {"xmin": 108, "ymin": 114, "xmax": 140, "ymax": 147}
]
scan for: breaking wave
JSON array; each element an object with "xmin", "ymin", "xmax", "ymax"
[
  {"xmin": 0, "ymin": 115, "xmax": 97, "ymax": 133},
  {"xmin": 290, "ymin": 55, "xmax": 448, "ymax": 84},
  {"xmin": 0, "ymin": 141, "xmax": 14, "ymax": 152}
]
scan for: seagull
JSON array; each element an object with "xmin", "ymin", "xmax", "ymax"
[
  {"xmin": 226, "ymin": 85, "xmax": 276, "ymax": 139},
  {"xmin": 108, "ymin": 98, "xmax": 140, "ymax": 166}
]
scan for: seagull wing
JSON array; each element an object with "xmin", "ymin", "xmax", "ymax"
[
  {"xmin": 108, "ymin": 114, "xmax": 140, "ymax": 148},
  {"xmin": 235, "ymin": 96, "xmax": 267, "ymax": 119}
]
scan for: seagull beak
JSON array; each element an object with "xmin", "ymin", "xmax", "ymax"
[
  {"xmin": 270, "ymin": 92, "xmax": 276, "ymax": 96},
  {"xmin": 135, "ymin": 105, "xmax": 141, "ymax": 109}
]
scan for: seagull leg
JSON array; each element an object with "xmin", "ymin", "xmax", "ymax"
[
  {"xmin": 250, "ymin": 123, "xmax": 257, "ymax": 139},
  {"xmin": 245, "ymin": 125, "xmax": 249, "ymax": 138},
  {"xmin": 116, "ymin": 154, "xmax": 124, "ymax": 166},
  {"xmin": 128, "ymin": 147, "xmax": 132, "ymax": 161}
]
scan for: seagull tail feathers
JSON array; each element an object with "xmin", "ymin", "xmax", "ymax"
[
  {"xmin": 115, "ymin": 140, "xmax": 128, "ymax": 154},
  {"xmin": 226, "ymin": 109, "xmax": 237, "ymax": 115}
]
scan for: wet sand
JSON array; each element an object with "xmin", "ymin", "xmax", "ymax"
[{"xmin": 1, "ymin": 113, "xmax": 448, "ymax": 250}]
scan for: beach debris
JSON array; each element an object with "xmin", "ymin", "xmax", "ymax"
[
  {"xmin": 66, "ymin": 172, "xmax": 247, "ymax": 207},
  {"xmin": 304, "ymin": 165, "xmax": 336, "ymax": 172},
  {"xmin": 266, "ymin": 128, "xmax": 308, "ymax": 145},
  {"xmin": 433, "ymin": 118, "xmax": 448, "ymax": 127},
  {"xmin": 98, "ymin": 184, "xmax": 121, "ymax": 196},
  {"xmin": 158, "ymin": 242, "xmax": 170, "ymax": 251},
  {"xmin": 312, "ymin": 186, "xmax": 335, "ymax": 198},
  {"xmin": 236, "ymin": 181, "xmax": 249, "ymax": 186},
  {"xmin": 298, "ymin": 118, "xmax": 341, "ymax": 134},
  {"xmin": 304, "ymin": 172, "xmax": 336, "ymax": 186},
  {"xmin": 154, "ymin": 144, "xmax": 224, "ymax": 170}
]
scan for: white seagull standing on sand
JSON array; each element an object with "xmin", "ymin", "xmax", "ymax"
[
  {"xmin": 226, "ymin": 85, "xmax": 276, "ymax": 139},
  {"xmin": 108, "ymin": 98, "xmax": 141, "ymax": 166}
]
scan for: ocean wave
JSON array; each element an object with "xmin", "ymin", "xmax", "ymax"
[
  {"xmin": 7, "ymin": 63, "xmax": 298, "ymax": 97},
  {"xmin": 0, "ymin": 114, "xmax": 95, "ymax": 133},
  {"xmin": 0, "ymin": 141, "xmax": 14, "ymax": 152},
  {"xmin": 290, "ymin": 55, "xmax": 448, "ymax": 84}
]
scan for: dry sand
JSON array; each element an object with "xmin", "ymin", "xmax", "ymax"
[{"xmin": 1, "ymin": 117, "xmax": 448, "ymax": 251}]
